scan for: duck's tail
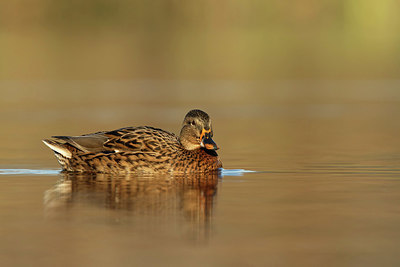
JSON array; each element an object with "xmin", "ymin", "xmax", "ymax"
[
  {"xmin": 42, "ymin": 139, "xmax": 72, "ymax": 158},
  {"xmin": 42, "ymin": 139, "xmax": 73, "ymax": 170}
]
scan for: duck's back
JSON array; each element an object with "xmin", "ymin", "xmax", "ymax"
[{"xmin": 102, "ymin": 126, "xmax": 180, "ymax": 154}]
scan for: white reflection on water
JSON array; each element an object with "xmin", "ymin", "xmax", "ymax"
[
  {"xmin": 220, "ymin": 169, "xmax": 256, "ymax": 176},
  {"xmin": 0, "ymin": 169, "xmax": 60, "ymax": 175}
]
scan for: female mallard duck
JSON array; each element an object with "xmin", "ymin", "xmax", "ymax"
[{"xmin": 43, "ymin": 109, "xmax": 222, "ymax": 174}]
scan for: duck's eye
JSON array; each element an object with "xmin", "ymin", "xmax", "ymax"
[{"xmin": 189, "ymin": 121, "xmax": 196, "ymax": 126}]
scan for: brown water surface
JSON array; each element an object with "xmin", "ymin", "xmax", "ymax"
[{"xmin": 1, "ymin": 81, "xmax": 400, "ymax": 266}]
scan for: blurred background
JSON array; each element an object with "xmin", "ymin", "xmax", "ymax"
[
  {"xmin": 1, "ymin": 0, "xmax": 399, "ymax": 80},
  {"xmin": 3, "ymin": 2, "xmax": 400, "ymax": 266}
]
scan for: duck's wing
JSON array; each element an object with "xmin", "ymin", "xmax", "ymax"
[
  {"xmin": 49, "ymin": 133, "xmax": 108, "ymax": 153},
  {"xmin": 42, "ymin": 130, "xmax": 110, "ymax": 158}
]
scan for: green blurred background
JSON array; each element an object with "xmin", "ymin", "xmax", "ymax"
[{"xmin": 1, "ymin": 0, "xmax": 399, "ymax": 80}]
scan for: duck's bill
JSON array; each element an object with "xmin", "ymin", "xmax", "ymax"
[{"xmin": 200, "ymin": 129, "xmax": 219, "ymax": 150}]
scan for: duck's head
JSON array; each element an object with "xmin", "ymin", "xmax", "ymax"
[{"xmin": 179, "ymin": 109, "xmax": 219, "ymax": 151}]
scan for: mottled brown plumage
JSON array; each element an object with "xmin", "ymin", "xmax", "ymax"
[{"xmin": 43, "ymin": 109, "xmax": 222, "ymax": 174}]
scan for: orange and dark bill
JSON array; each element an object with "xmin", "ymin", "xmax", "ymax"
[{"xmin": 200, "ymin": 128, "xmax": 219, "ymax": 150}]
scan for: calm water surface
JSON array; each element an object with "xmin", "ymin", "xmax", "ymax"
[{"xmin": 1, "ymin": 81, "xmax": 400, "ymax": 266}]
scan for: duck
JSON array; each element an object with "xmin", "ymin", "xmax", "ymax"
[{"xmin": 43, "ymin": 109, "xmax": 222, "ymax": 174}]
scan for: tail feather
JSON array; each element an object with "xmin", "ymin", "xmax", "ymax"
[{"xmin": 42, "ymin": 139, "xmax": 72, "ymax": 158}]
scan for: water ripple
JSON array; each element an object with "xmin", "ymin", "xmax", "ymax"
[
  {"xmin": 220, "ymin": 169, "xmax": 256, "ymax": 177},
  {"xmin": 0, "ymin": 168, "xmax": 256, "ymax": 177}
]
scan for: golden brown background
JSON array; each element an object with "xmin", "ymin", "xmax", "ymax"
[{"xmin": 2, "ymin": 1, "xmax": 400, "ymax": 267}]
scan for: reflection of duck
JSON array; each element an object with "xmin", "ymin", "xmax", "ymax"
[
  {"xmin": 43, "ymin": 110, "xmax": 222, "ymax": 174},
  {"xmin": 44, "ymin": 172, "xmax": 219, "ymax": 239}
]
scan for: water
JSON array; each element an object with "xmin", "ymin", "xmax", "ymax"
[{"xmin": 2, "ymin": 81, "xmax": 400, "ymax": 266}]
